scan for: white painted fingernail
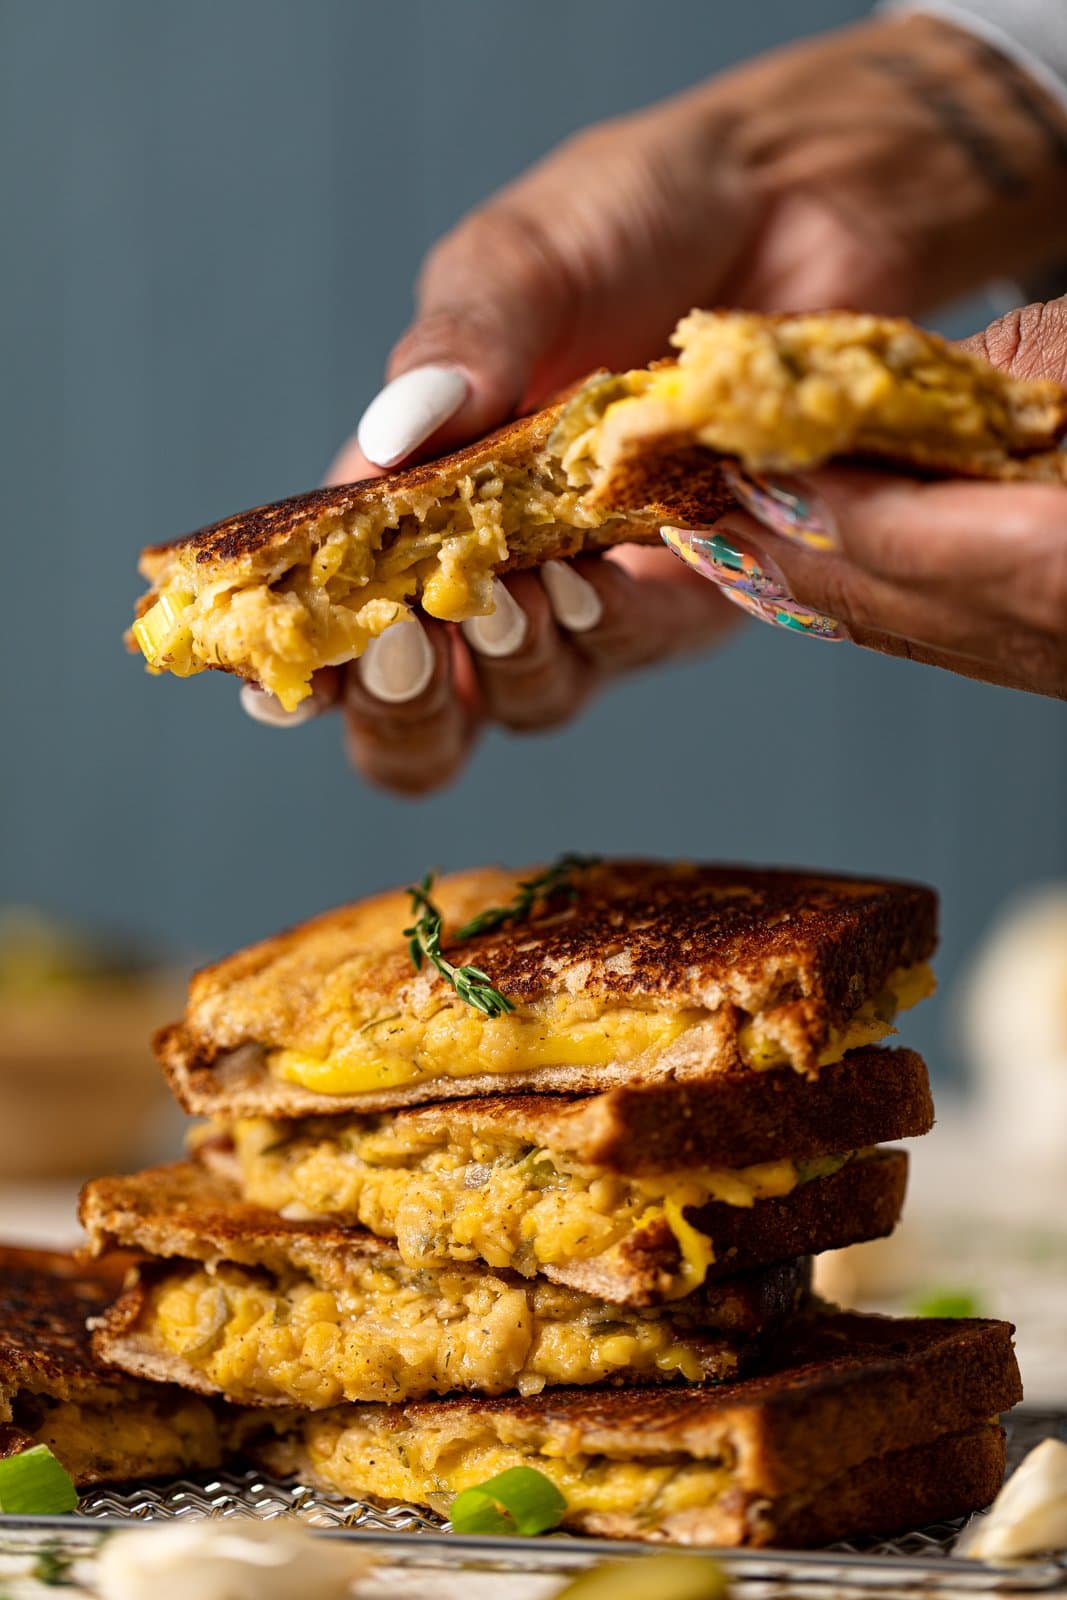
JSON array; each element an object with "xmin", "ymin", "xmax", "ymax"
[
  {"xmin": 240, "ymin": 684, "xmax": 320, "ymax": 728},
  {"xmin": 356, "ymin": 365, "xmax": 469, "ymax": 468},
  {"xmin": 541, "ymin": 560, "xmax": 604, "ymax": 632},
  {"xmin": 357, "ymin": 618, "xmax": 435, "ymax": 703},
  {"xmin": 460, "ymin": 579, "xmax": 528, "ymax": 657}
]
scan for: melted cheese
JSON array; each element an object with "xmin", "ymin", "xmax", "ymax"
[
  {"xmin": 230, "ymin": 1116, "xmax": 852, "ymax": 1297},
  {"xmin": 26, "ymin": 1396, "xmax": 220, "ymax": 1483},
  {"xmin": 271, "ymin": 1006, "xmax": 697, "ymax": 1095},
  {"xmin": 739, "ymin": 963, "xmax": 936, "ymax": 1071},
  {"xmin": 300, "ymin": 1414, "xmax": 735, "ymax": 1523},
  {"xmin": 300, "ymin": 1412, "xmax": 730, "ymax": 1523},
  {"xmin": 268, "ymin": 964, "xmax": 934, "ymax": 1097},
  {"xmin": 134, "ymin": 469, "xmax": 596, "ymax": 711},
  {"xmin": 143, "ymin": 1261, "xmax": 728, "ymax": 1407}
]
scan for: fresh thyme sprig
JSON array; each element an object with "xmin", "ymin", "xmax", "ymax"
[
  {"xmin": 404, "ymin": 874, "xmax": 514, "ymax": 1018},
  {"xmin": 455, "ymin": 853, "xmax": 601, "ymax": 941}
]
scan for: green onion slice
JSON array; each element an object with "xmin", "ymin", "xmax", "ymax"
[
  {"xmin": 449, "ymin": 1466, "xmax": 566, "ymax": 1536},
  {"xmin": 0, "ymin": 1444, "xmax": 78, "ymax": 1514},
  {"xmin": 911, "ymin": 1289, "xmax": 983, "ymax": 1319}
]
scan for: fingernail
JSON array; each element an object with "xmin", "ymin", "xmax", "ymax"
[
  {"xmin": 357, "ymin": 618, "xmax": 436, "ymax": 702},
  {"xmin": 460, "ymin": 579, "xmax": 528, "ymax": 657},
  {"xmin": 722, "ymin": 464, "xmax": 839, "ymax": 551},
  {"xmin": 661, "ymin": 525, "xmax": 845, "ymax": 640},
  {"xmin": 356, "ymin": 365, "xmax": 469, "ymax": 468},
  {"xmin": 541, "ymin": 560, "xmax": 604, "ymax": 632},
  {"xmin": 239, "ymin": 684, "xmax": 321, "ymax": 728}
]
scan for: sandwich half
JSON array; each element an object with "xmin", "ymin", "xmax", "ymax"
[
  {"xmin": 129, "ymin": 390, "xmax": 731, "ymax": 709},
  {"xmin": 129, "ymin": 310, "xmax": 1066, "ymax": 708},
  {"xmin": 198, "ymin": 1045, "xmax": 930, "ymax": 1305},
  {"xmin": 0, "ymin": 1245, "xmax": 230, "ymax": 1487},
  {"xmin": 157, "ymin": 860, "xmax": 938, "ymax": 1118},
  {"xmin": 559, "ymin": 309, "xmax": 1067, "ymax": 490},
  {"xmin": 80, "ymin": 1164, "xmax": 809, "ymax": 1407},
  {"xmin": 252, "ymin": 1311, "xmax": 1023, "ymax": 1547}
]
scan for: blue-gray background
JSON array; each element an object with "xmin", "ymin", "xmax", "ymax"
[{"xmin": 2, "ymin": 0, "xmax": 1064, "ymax": 1081}]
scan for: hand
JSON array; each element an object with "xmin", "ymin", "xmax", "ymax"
[
  {"xmin": 666, "ymin": 297, "xmax": 1067, "ymax": 698},
  {"xmin": 244, "ymin": 11, "xmax": 1067, "ymax": 787}
]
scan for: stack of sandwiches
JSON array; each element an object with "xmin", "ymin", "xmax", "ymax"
[{"xmin": 57, "ymin": 858, "xmax": 1021, "ymax": 1545}]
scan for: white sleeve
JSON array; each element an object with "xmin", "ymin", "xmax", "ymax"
[{"xmin": 881, "ymin": 2, "xmax": 1067, "ymax": 108}]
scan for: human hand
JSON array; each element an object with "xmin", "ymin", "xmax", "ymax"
[
  {"xmin": 665, "ymin": 297, "xmax": 1067, "ymax": 698},
  {"xmin": 245, "ymin": 10, "xmax": 1067, "ymax": 784}
]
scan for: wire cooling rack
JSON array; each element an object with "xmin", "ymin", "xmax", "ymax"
[{"xmin": 1, "ymin": 1407, "xmax": 1065, "ymax": 1594}]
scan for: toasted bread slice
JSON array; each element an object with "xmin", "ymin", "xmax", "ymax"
[
  {"xmin": 81, "ymin": 1162, "xmax": 810, "ymax": 1405},
  {"xmin": 253, "ymin": 1310, "xmax": 1021, "ymax": 1546},
  {"xmin": 129, "ymin": 388, "xmax": 731, "ymax": 709},
  {"xmin": 158, "ymin": 860, "xmax": 937, "ymax": 1118},
  {"xmin": 86, "ymin": 1141, "xmax": 903, "ymax": 1312},
  {"xmin": 205, "ymin": 1049, "xmax": 926, "ymax": 1303},
  {"xmin": 559, "ymin": 309, "xmax": 1067, "ymax": 492},
  {"xmin": 0, "ymin": 1244, "xmax": 229, "ymax": 1486},
  {"xmin": 130, "ymin": 310, "xmax": 1067, "ymax": 710}
]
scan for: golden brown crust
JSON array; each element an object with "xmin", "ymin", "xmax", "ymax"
[
  {"xmin": 159, "ymin": 860, "xmax": 938, "ymax": 1118},
  {"xmin": 0, "ymin": 1245, "xmax": 234, "ymax": 1486},
  {"xmin": 290, "ymin": 1045, "xmax": 931, "ymax": 1173},
  {"xmin": 0, "ymin": 1245, "xmax": 138, "ymax": 1410},
  {"xmin": 137, "ymin": 395, "xmax": 732, "ymax": 585}
]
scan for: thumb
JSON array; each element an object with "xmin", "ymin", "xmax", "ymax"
[
  {"xmin": 961, "ymin": 294, "xmax": 1067, "ymax": 386},
  {"xmin": 354, "ymin": 204, "xmax": 574, "ymax": 469}
]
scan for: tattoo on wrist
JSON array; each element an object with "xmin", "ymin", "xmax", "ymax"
[
  {"xmin": 966, "ymin": 38, "xmax": 1067, "ymax": 165},
  {"xmin": 865, "ymin": 50, "xmax": 1025, "ymax": 197}
]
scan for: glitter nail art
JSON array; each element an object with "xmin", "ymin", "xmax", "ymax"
[
  {"xmin": 661, "ymin": 527, "xmax": 845, "ymax": 640},
  {"xmin": 722, "ymin": 464, "xmax": 838, "ymax": 551}
]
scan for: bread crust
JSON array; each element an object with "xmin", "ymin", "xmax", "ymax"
[
  {"xmin": 0, "ymin": 1245, "xmax": 230, "ymax": 1486},
  {"xmin": 247, "ymin": 1045, "xmax": 931, "ymax": 1173},
  {"xmin": 557, "ymin": 1149, "xmax": 907, "ymax": 1302}
]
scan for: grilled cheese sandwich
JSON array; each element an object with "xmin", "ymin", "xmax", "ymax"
[
  {"xmin": 157, "ymin": 861, "xmax": 939, "ymax": 1119},
  {"xmin": 80, "ymin": 1163, "xmax": 809, "ymax": 1406},
  {"xmin": 129, "ymin": 311, "xmax": 1066, "ymax": 708},
  {"xmin": 253, "ymin": 1312, "xmax": 1023, "ymax": 1547},
  {"xmin": 0, "ymin": 1246, "xmax": 230, "ymax": 1487},
  {"xmin": 219, "ymin": 1114, "xmax": 855, "ymax": 1296}
]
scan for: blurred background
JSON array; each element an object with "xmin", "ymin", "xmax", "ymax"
[{"xmin": 1, "ymin": 2, "xmax": 1066, "ymax": 1354}]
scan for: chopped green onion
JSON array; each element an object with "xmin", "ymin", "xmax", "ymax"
[
  {"xmin": 449, "ymin": 1466, "xmax": 566, "ymax": 1536},
  {"xmin": 556, "ymin": 1553, "xmax": 730, "ymax": 1600},
  {"xmin": 911, "ymin": 1289, "xmax": 983, "ymax": 1319},
  {"xmin": 0, "ymin": 1445, "xmax": 78, "ymax": 1514}
]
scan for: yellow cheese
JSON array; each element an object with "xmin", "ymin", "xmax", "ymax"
[
  {"xmin": 301, "ymin": 1415, "xmax": 730, "ymax": 1521},
  {"xmin": 739, "ymin": 962, "xmax": 936, "ymax": 1071},
  {"xmin": 272, "ymin": 1007, "xmax": 697, "ymax": 1096},
  {"xmin": 232, "ymin": 1114, "xmax": 853, "ymax": 1297},
  {"xmin": 28, "ymin": 1396, "xmax": 220, "ymax": 1482},
  {"xmin": 270, "ymin": 963, "xmax": 934, "ymax": 1097},
  {"xmin": 143, "ymin": 1261, "xmax": 732, "ymax": 1406}
]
